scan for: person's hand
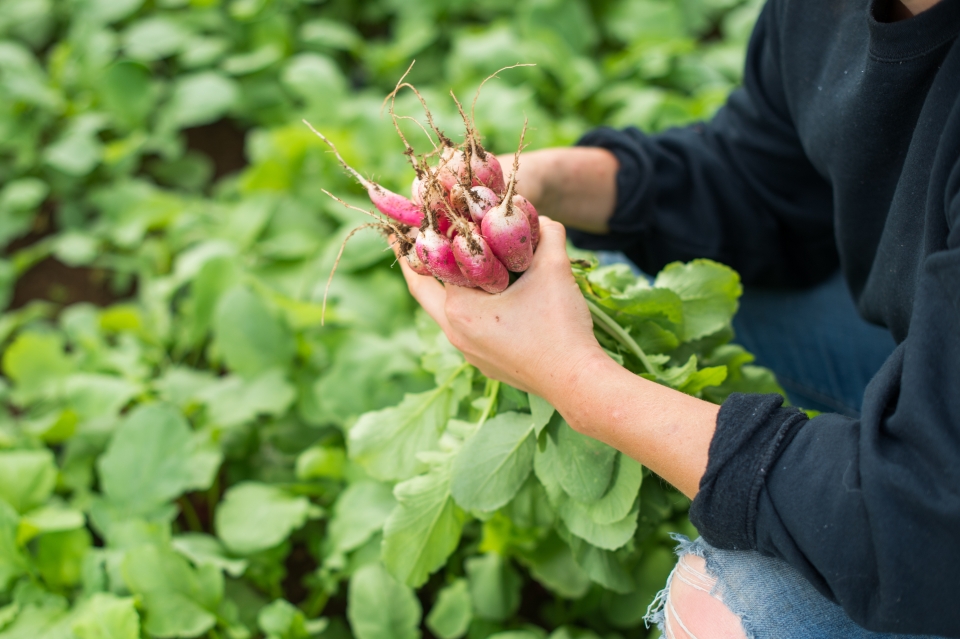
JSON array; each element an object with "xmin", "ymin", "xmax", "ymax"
[{"xmin": 397, "ymin": 217, "xmax": 604, "ymax": 398}]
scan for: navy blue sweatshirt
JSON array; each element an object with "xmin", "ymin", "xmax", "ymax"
[{"xmin": 570, "ymin": 0, "xmax": 960, "ymax": 635}]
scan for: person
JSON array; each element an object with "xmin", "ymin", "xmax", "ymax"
[{"xmin": 398, "ymin": 0, "xmax": 960, "ymax": 636}]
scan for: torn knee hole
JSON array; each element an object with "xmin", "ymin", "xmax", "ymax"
[{"xmin": 663, "ymin": 554, "xmax": 748, "ymax": 639}]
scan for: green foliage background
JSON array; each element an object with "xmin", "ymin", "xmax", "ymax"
[{"xmin": 0, "ymin": 0, "xmax": 764, "ymax": 638}]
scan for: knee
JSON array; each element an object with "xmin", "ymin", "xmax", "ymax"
[{"xmin": 663, "ymin": 554, "xmax": 748, "ymax": 639}]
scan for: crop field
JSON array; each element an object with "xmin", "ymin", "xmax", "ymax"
[{"xmin": 0, "ymin": 1, "xmax": 771, "ymax": 638}]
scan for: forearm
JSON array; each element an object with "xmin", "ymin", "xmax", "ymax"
[
  {"xmin": 507, "ymin": 147, "xmax": 619, "ymax": 234},
  {"xmin": 544, "ymin": 349, "xmax": 719, "ymax": 499}
]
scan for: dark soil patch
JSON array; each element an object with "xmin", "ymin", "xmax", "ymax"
[
  {"xmin": 10, "ymin": 260, "xmax": 123, "ymax": 310},
  {"xmin": 184, "ymin": 118, "xmax": 248, "ymax": 181}
]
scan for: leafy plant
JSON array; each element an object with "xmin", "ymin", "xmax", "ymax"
[{"xmin": 0, "ymin": 0, "xmax": 768, "ymax": 637}]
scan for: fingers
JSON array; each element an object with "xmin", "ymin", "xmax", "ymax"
[
  {"xmin": 397, "ymin": 256, "xmax": 452, "ymax": 333},
  {"xmin": 534, "ymin": 216, "xmax": 567, "ymax": 257}
]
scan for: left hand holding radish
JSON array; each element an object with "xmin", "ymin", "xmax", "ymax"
[{"xmin": 399, "ymin": 217, "xmax": 603, "ymax": 397}]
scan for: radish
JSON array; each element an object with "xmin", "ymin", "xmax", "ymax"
[
  {"xmin": 416, "ymin": 227, "xmax": 474, "ymax": 287},
  {"xmin": 451, "ymin": 222, "xmax": 509, "ymax": 294},
  {"xmin": 511, "ymin": 194, "xmax": 539, "ymax": 249},
  {"xmin": 465, "ymin": 185, "xmax": 500, "ymax": 224},
  {"xmin": 464, "ymin": 145, "xmax": 505, "ymax": 193},
  {"xmin": 303, "ymin": 121, "xmax": 423, "ymax": 228},
  {"xmin": 308, "ymin": 62, "xmax": 539, "ymax": 301},
  {"xmin": 403, "ymin": 241, "xmax": 433, "ymax": 276},
  {"xmin": 436, "ymin": 145, "xmax": 465, "ymax": 193},
  {"xmin": 480, "ymin": 123, "xmax": 535, "ymax": 272}
]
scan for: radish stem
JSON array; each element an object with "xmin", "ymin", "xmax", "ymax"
[
  {"xmin": 586, "ymin": 299, "xmax": 656, "ymax": 376},
  {"xmin": 476, "ymin": 379, "xmax": 500, "ymax": 428}
]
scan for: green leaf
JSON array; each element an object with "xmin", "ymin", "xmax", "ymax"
[
  {"xmin": 678, "ymin": 365, "xmax": 727, "ymax": 396},
  {"xmin": 35, "ymin": 528, "xmax": 92, "ymax": 589},
  {"xmin": 465, "ymin": 554, "xmax": 521, "ymax": 622},
  {"xmin": 0, "ymin": 502, "xmax": 29, "ymax": 589},
  {"xmin": 299, "ymin": 19, "xmax": 362, "ymax": 51},
  {"xmin": 0, "ymin": 449, "xmax": 56, "ymax": 513},
  {"xmin": 426, "ymin": 579, "xmax": 472, "ymax": 639},
  {"xmin": 554, "ymin": 418, "xmax": 617, "ymax": 503},
  {"xmin": 653, "ymin": 259, "xmax": 741, "ymax": 341},
  {"xmin": 450, "ymin": 412, "xmax": 536, "ymax": 513},
  {"xmin": 528, "ymin": 394, "xmax": 555, "ymax": 436},
  {"xmin": 258, "ymin": 599, "xmax": 327, "ymax": 639},
  {"xmin": 71, "ymin": 593, "xmax": 139, "ymax": 639},
  {"xmin": 99, "ymin": 61, "xmax": 157, "ymax": 128},
  {"xmin": 196, "ymin": 369, "xmax": 296, "ymax": 428},
  {"xmin": 602, "ymin": 545, "xmax": 676, "ymax": 628},
  {"xmin": 519, "ymin": 532, "xmax": 591, "ymax": 600},
  {"xmin": 349, "ymin": 384, "xmax": 461, "ymax": 482},
  {"xmin": 295, "ymin": 446, "xmax": 345, "ymax": 481},
  {"xmin": 215, "ymin": 482, "xmax": 316, "ymax": 555},
  {"xmin": 213, "ymin": 285, "xmax": 294, "ymax": 378},
  {"xmin": 347, "ymin": 563, "xmax": 422, "ymax": 639},
  {"xmin": 561, "ymin": 528, "xmax": 634, "ymax": 594},
  {"xmin": 122, "ymin": 545, "xmax": 220, "ymax": 638},
  {"xmin": 19, "ymin": 503, "xmax": 85, "ymax": 543},
  {"xmin": 2, "ymin": 331, "xmax": 72, "ymax": 405},
  {"xmin": 315, "ymin": 329, "xmax": 426, "ymax": 426},
  {"xmin": 63, "ymin": 373, "xmax": 139, "ymax": 425},
  {"xmin": 556, "ymin": 495, "xmax": 638, "ymax": 551},
  {"xmin": 382, "ymin": 464, "xmax": 464, "ymax": 587},
  {"xmin": 164, "ymin": 71, "xmax": 239, "ymax": 129},
  {"xmin": 582, "ymin": 454, "xmax": 644, "ymax": 525},
  {"xmin": 97, "ymin": 403, "xmax": 221, "ymax": 516},
  {"xmin": 327, "ymin": 481, "xmax": 396, "ymax": 555},
  {"xmin": 123, "ymin": 16, "xmax": 190, "ymax": 61},
  {"xmin": 171, "ymin": 533, "xmax": 248, "ymax": 577},
  {"xmin": 43, "ymin": 115, "xmax": 106, "ymax": 176}
]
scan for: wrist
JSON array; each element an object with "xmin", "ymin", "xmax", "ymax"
[{"xmin": 537, "ymin": 346, "xmax": 623, "ymax": 436}]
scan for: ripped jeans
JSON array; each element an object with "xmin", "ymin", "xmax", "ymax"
[{"xmin": 645, "ymin": 536, "xmax": 946, "ymax": 639}]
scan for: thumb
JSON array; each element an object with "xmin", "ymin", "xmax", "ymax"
[{"xmin": 531, "ymin": 216, "xmax": 568, "ymax": 266}]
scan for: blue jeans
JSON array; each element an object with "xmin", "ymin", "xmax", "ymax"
[{"xmin": 647, "ymin": 536, "xmax": 944, "ymax": 639}]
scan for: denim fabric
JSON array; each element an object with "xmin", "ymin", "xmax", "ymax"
[
  {"xmin": 595, "ymin": 252, "xmax": 897, "ymax": 416},
  {"xmin": 647, "ymin": 536, "xmax": 946, "ymax": 639}
]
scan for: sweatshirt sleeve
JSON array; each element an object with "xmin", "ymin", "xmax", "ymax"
[
  {"xmin": 570, "ymin": 0, "xmax": 837, "ymax": 287},
  {"xmin": 690, "ymin": 179, "xmax": 960, "ymax": 636}
]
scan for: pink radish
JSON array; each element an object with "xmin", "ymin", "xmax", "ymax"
[
  {"xmin": 452, "ymin": 223, "xmax": 509, "ymax": 293},
  {"xmin": 437, "ymin": 145, "xmax": 465, "ymax": 192},
  {"xmin": 480, "ymin": 123, "xmax": 534, "ymax": 272},
  {"xmin": 404, "ymin": 245, "xmax": 433, "ymax": 276},
  {"xmin": 511, "ymin": 194, "xmax": 539, "ymax": 249},
  {"xmin": 415, "ymin": 225, "xmax": 473, "ymax": 287},
  {"xmin": 303, "ymin": 121, "xmax": 423, "ymax": 228},
  {"xmin": 465, "ymin": 147, "xmax": 505, "ymax": 193},
  {"xmin": 466, "ymin": 185, "xmax": 500, "ymax": 224},
  {"xmin": 481, "ymin": 198, "xmax": 533, "ymax": 272}
]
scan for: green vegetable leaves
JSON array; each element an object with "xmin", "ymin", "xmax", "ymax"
[
  {"xmin": 348, "ymin": 563, "xmax": 422, "ymax": 639},
  {"xmin": 382, "ymin": 463, "xmax": 465, "ymax": 588},
  {"xmin": 215, "ymin": 483, "xmax": 320, "ymax": 555},
  {"xmin": 349, "ymin": 367, "xmax": 467, "ymax": 481},
  {"xmin": 450, "ymin": 412, "xmax": 536, "ymax": 513},
  {"xmin": 97, "ymin": 404, "xmax": 221, "ymax": 519},
  {"xmin": 653, "ymin": 260, "xmax": 742, "ymax": 341}
]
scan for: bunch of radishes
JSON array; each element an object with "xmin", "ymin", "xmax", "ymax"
[{"xmin": 305, "ymin": 65, "xmax": 540, "ymax": 299}]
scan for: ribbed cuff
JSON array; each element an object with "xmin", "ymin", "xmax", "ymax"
[{"xmin": 690, "ymin": 393, "xmax": 808, "ymax": 551}]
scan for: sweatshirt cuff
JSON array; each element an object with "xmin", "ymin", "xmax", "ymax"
[
  {"xmin": 689, "ymin": 393, "xmax": 808, "ymax": 551},
  {"xmin": 568, "ymin": 126, "xmax": 654, "ymax": 252}
]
